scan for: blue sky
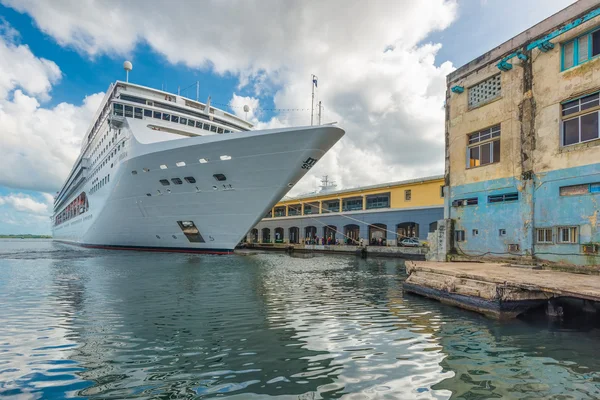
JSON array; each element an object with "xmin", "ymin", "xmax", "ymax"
[{"xmin": 0, "ymin": 0, "xmax": 574, "ymax": 234}]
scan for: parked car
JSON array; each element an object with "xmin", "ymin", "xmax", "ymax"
[{"xmin": 399, "ymin": 238, "xmax": 421, "ymax": 247}]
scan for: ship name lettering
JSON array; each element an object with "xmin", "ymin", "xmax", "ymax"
[{"xmin": 301, "ymin": 157, "xmax": 318, "ymax": 170}]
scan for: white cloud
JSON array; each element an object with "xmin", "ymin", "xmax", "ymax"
[
  {"xmin": 228, "ymin": 94, "xmax": 261, "ymax": 124},
  {"xmin": 0, "ymin": 22, "xmax": 105, "ymax": 193},
  {"xmin": 0, "ymin": 89, "xmax": 104, "ymax": 193},
  {"xmin": 2, "ymin": 0, "xmax": 458, "ymax": 196},
  {"xmin": 0, "ymin": 192, "xmax": 50, "ymax": 215},
  {"xmin": 0, "ymin": 18, "xmax": 61, "ymax": 101}
]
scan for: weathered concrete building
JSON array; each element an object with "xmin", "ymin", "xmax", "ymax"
[
  {"xmin": 445, "ymin": 1, "xmax": 600, "ymax": 266},
  {"xmin": 249, "ymin": 175, "xmax": 444, "ymax": 245}
]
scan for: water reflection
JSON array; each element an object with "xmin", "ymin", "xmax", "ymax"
[{"xmin": 1, "ymin": 240, "xmax": 599, "ymax": 399}]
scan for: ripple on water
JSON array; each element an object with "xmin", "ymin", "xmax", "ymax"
[{"xmin": 1, "ymin": 241, "xmax": 600, "ymax": 399}]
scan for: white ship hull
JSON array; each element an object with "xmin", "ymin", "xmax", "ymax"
[{"xmin": 53, "ymin": 122, "xmax": 344, "ymax": 253}]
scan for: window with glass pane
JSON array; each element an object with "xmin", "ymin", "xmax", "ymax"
[
  {"xmin": 563, "ymin": 41, "xmax": 574, "ymax": 69},
  {"xmin": 343, "ymin": 198, "xmax": 363, "ymax": 211},
  {"xmin": 467, "ymin": 126, "xmax": 500, "ymax": 168},
  {"xmin": 366, "ymin": 195, "xmax": 389, "ymax": 209},
  {"xmin": 536, "ymin": 228, "xmax": 553, "ymax": 244},
  {"xmin": 113, "ymin": 103, "xmax": 123, "ymax": 116},
  {"xmin": 563, "ymin": 30, "xmax": 600, "ymax": 70},
  {"xmin": 578, "ymin": 35, "xmax": 589, "ymax": 63},
  {"xmin": 124, "ymin": 105, "xmax": 133, "ymax": 117},
  {"xmin": 558, "ymin": 226, "xmax": 578, "ymax": 244},
  {"xmin": 561, "ymin": 92, "xmax": 600, "ymax": 146},
  {"xmin": 593, "ymin": 30, "xmax": 600, "ymax": 57}
]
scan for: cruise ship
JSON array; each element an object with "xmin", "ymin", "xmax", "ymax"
[{"xmin": 52, "ymin": 75, "xmax": 344, "ymax": 253}]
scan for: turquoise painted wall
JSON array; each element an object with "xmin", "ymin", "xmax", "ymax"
[{"xmin": 450, "ymin": 163, "xmax": 600, "ymax": 265}]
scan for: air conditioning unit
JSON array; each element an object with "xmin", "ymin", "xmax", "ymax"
[
  {"xmin": 582, "ymin": 244, "xmax": 599, "ymax": 254},
  {"xmin": 508, "ymin": 244, "xmax": 520, "ymax": 253}
]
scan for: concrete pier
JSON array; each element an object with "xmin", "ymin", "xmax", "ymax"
[
  {"xmin": 244, "ymin": 243, "xmax": 428, "ymax": 258},
  {"xmin": 404, "ymin": 261, "xmax": 600, "ymax": 319}
]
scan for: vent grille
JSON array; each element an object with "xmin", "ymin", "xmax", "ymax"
[
  {"xmin": 508, "ymin": 244, "xmax": 520, "ymax": 252},
  {"xmin": 468, "ymin": 74, "xmax": 501, "ymax": 108}
]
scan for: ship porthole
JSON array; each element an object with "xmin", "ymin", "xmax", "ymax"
[
  {"xmin": 172, "ymin": 235, "xmax": 177, "ymax": 239},
  {"xmin": 156, "ymin": 235, "xmax": 160, "ymax": 239}
]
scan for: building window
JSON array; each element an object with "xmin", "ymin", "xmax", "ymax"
[
  {"xmin": 557, "ymin": 226, "xmax": 578, "ymax": 244},
  {"xmin": 324, "ymin": 200, "xmax": 340, "ymax": 213},
  {"xmin": 455, "ymin": 230, "xmax": 465, "ymax": 242},
  {"xmin": 452, "ymin": 198, "xmax": 478, "ymax": 207},
  {"xmin": 342, "ymin": 198, "xmax": 363, "ymax": 211},
  {"xmin": 468, "ymin": 125, "xmax": 500, "ymax": 168},
  {"xmin": 561, "ymin": 93, "xmax": 600, "ymax": 146},
  {"xmin": 404, "ymin": 190, "xmax": 411, "ymax": 201},
  {"xmin": 440, "ymin": 185, "xmax": 445, "ymax": 197},
  {"xmin": 366, "ymin": 194, "xmax": 390, "ymax": 209},
  {"xmin": 274, "ymin": 206, "xmax": 286, "ymax": 217},
  {"xmin": 288, "ymin": 205, "xmax": 301, "ymax": 216},
  {"xmin": 562, "ymin": 29, "xmax": 600, "ymax": 71},
  {"xmin": 536, "ymin": 228, "xmax": 553, "ymax": 244},
  {"xmin": 560, "ymin": 183, "xmax": 591, "ymax": 196},
  {"xmin": 468, "ymin": 74, "xmax": 501, "ymax": 108},
  {"xmin": 488, "ymin": 192, "xmax": 519, "ymax": 203}
]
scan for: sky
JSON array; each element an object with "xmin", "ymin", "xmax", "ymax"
[{"xmin": 0, "ymin": 0, "xmax": 575, "ymax": 235}]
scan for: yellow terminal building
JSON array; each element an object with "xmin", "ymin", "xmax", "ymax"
[{"xmin": 248, "ymin": 175, "xmax": 444, "ymax": 245}]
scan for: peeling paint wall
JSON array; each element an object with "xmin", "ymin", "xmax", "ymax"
[{"xmin": 445, "ymin": 5, "xmax": 600, "ymax": 266}]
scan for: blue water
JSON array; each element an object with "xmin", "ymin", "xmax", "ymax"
[{"xmin": 1, "ymin": 239, "xmax": 600, "ymax": 399}]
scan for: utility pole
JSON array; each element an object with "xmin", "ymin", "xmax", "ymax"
[
  {"xmin": 318, "ymin": 101, "xmax": 322, "ymax": 125},
  {"xmin": 196, "ymin": 81, "xmax": 199, "ymax": 102},
  {"xmin": 177, "ymin": 86, "xmax": 180, "ymax": 96},
  {"xmin": 311, "ymin": 74, "xmax": 317, "ymax": 126}
]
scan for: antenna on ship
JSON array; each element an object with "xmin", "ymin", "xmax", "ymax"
[
  {"xmin": 123, "ymin": 61, "xmax": 133, "ymax": 83},
  {"xmin": 319, "ymin": 175, "xmax": 337, "ymax": 193}
]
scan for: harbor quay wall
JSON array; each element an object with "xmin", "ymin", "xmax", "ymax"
[
  {"xmin": 444, "ymin": 1, "xmax": 600, "ymax": 266},
  {"xmin": 404, "ymin": 261, "xmax": 600, "ymax": 319},
  {"xmin": 245, "ymin": 243, "xmax": 427, "ymax": 259}
]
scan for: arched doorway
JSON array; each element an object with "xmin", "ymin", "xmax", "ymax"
[
  {"xmin": 369, "ymin": 223, "xmax": 387, "ymax": 245},
  {"xmin": 397, "ymin": 222, "xmax": 419, "ymax": 239},
  {"xmin": 343, "ymin": 224, "xmax": 360, "ymax": 245},
  {"xmin": 289, "ymin": 227, "xmax": 299, "ymax": 244},
  {"xmin": 251, "ymin": 229, "xmax": 258, "ymax": 243},
  {"xmin": 323, "ymin": 225, "xmax": 337, "ymax": 243},
  {"xmin": 429, "ymin": 221, "xmax": 438, "ymax": 233},
  {"xmin": 262, "ymin": 227, "xmax": 271, "ymax": 243},
  {"xmin": 274, "ymin": 227, "xmax": 284, "ymax": 243},
  {"xmin": 305, "ymin": 226, "xmax": 317, "ymax": 242}
]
